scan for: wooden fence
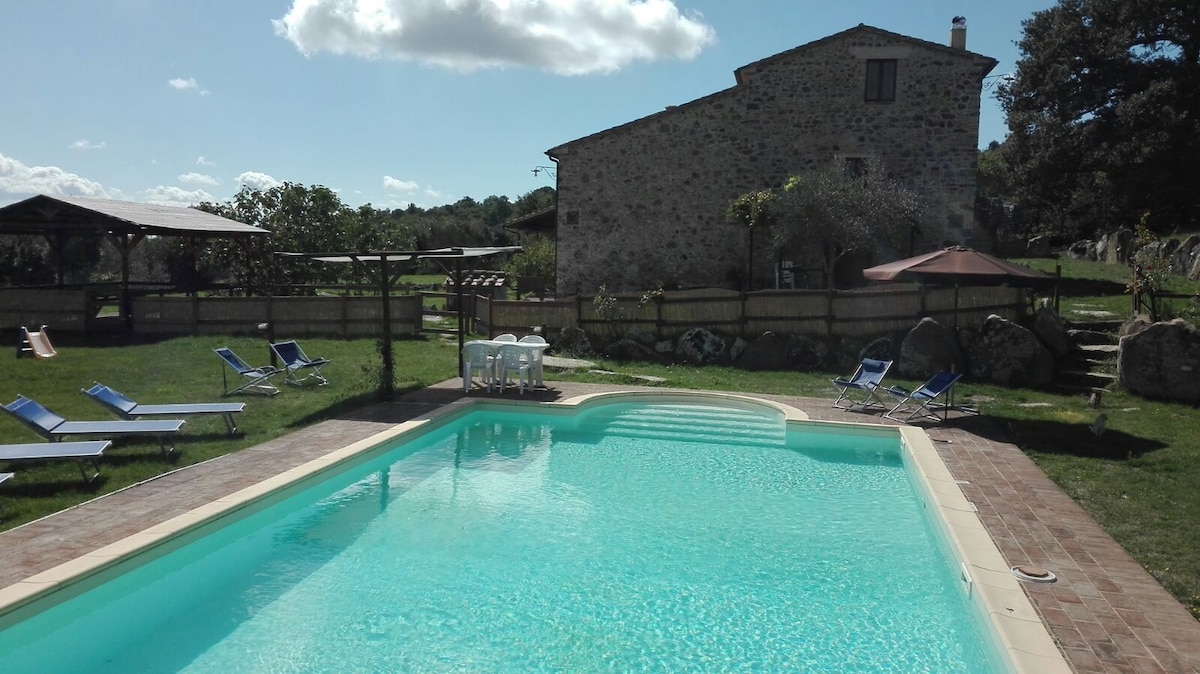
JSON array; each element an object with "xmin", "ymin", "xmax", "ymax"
[
  {"xmin": 0, "ymin": 288, "xmax": 423, "ymax": 338},
  {"xmin": 1, "ymin": 284, "xmax": 1027, "ymax": 341},
  {"xmin": 476, "ymin": 284, "xmax": 1027, "ymax": 339}
]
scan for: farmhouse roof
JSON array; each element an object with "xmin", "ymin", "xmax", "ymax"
[
  {"xmin": 546, "ymin": 24, "xmax": 997, "ymax": 157},
  {"xmin": 0, "ymin": 194, "xmax": 268, "ymax": 237},
  {"xmin": 733, "ymin": 23, "xmax": 997, "ymax": 82},
  {"xmin": 501, "ymin": 206, "xmax": 557, "ymax": 235}
]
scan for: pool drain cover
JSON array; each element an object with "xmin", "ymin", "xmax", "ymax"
[{"xmin": 1011, "ymin": 565, "xmax": 1057, "ymax": 583}]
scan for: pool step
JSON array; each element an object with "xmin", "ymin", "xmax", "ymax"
[{"xmin": 580, "ymin": 403, "xmax": 786, "ymax": 446}]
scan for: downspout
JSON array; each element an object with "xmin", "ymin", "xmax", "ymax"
[{"xmin": 547, "ymin": 151, "xmax": 560, "ymax": 299}]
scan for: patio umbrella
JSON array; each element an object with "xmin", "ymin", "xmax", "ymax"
[{"xmin": 862, "ymin": 245, "xmax": 1055, "ymax": 329}]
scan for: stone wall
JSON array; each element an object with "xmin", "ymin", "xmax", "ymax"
[{"xmin": 550, "ymin": 25, "xmax": 996, "ymax": 295}]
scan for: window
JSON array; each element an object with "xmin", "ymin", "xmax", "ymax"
[{"xmin": 865, "ymin": 59, "xmax": 896, "ymax": 102}]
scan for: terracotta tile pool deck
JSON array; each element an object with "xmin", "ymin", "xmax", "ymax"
[{"xmin": 1, "ymin": 380, "xmax": 1197, "ymax": 673}]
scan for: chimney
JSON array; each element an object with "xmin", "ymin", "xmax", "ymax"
[{"xmin": 950, "ymin": 16, "xmax": 967, "ymax": 49}]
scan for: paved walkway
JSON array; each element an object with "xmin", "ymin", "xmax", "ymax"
[{"xmin": 2, "ymin": 380, "xmax": 1198, "ymax": 673}]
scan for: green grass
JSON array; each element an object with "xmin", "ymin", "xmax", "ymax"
[
  {"xmin": 1013, "ymin": 257, "xmax": 1200, "ymax": 322},
  {"xmin": 0, "ymin": 334, "xmax": 457, "ymax": 528}
]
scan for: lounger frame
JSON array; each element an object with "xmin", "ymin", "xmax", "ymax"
[
  {"xmin": 84, "ymin": 382, "xmax": 244, "ymax": 435},
  {"xmin": 269, "ymin": 340, "xmax": 331, "ymax": 386},
  {"xmin": 0, "ymin": 440, "xmax": 111, "ymax": 482},
  {"xmin": 3, "ymin": 396, "xmax": 183, "ymax": 457}
]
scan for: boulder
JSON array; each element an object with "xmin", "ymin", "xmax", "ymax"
[
  {"xmin": 655, "ymin": 340, "xmax": 674, "ymax": 355},
  {"xmin": 626, "ymin": 330, "xmax": 657, "ymax": 347},
  {"xmin": 1032, "ymin": 305, "xmax": 1073, "ymax": 356},
  {"xmin": 603, "ymin": 338, "xmax": 661, "ymax": 362},
  {"xmin": 1170, "ymin": 234, "xmax": 1200, "ymax": 275},
  {"xmin": 858, "ymin": 335, "xmax": 895, "ymax": 363},
  {"xmin": 736, "ymin": 332, "xmax": 791, "ymax": 371},
  {"xmin": 1067, "ymin": 239, "xmax": 1096, "ymax": 261},
  {"xmin": 1110, "ymin": 228, "xmax": 1135, "ymax": 264},
  {"xmin": 786, "ymin": 334, "xmax": 830, "ymax": 371},
  {"xmin": 555, "ymin": 327, "xmax": 593, "ymax": 357},
  {"xmin": 961, "ymin": 314, "xmax": 1055, "ymax": 387},
  {"xmin": 1160, "ymin": 237, "xmax": 1181, "ymax": 262},
  {"xmin": 1119, "ymin": 317, "xmax": 1153, "ymax": 339},
  {"xmin": 898, "ymin": 318, "xmax": 965, "ymax": 379},
  {"xmin": 1191, "ymin": 254, "xmax": 1200, "ymax": 282},
  {"xmin": 675, "ymin": 328, "xmax": 728, "ymax": 365},
  {"xmin": 729, "ymin": 337, "xmax": 748, "ymax": 362},
  {"xmin": 1118, "ymin": 319, "xmax": 1200, "ymax": 404}
]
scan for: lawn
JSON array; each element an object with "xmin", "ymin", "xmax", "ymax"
[
  {"xmin": 2, "ymin": 261, "xmax": 1199, "ymax": 620},
  {"xmin": 0, "ymin": 333, "xmax": 458, "ymax": 527}
]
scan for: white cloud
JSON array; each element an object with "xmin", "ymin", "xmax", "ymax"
[
  {"xmin": 273, "ymin": 0, "xmax": 716, "ymax": 75},
  {"xmin": 0, "ymin": 152, "xmax": 116, "ymax": 201},
  {"xmin": 68, "ymin": 139, "xmax": 107, "ymax": 150},
  {"xmin": 141, "ymin": 185, "xmax": 217, "ymax": 207},
  {"xmin": 237, "ymin": 171, "xmax": 281, "ymax": 191},
  {"xmin": 196, "ymin": 155, "xmax": 217, "ymax": 166},
  {"xmin": 178, "ymin": 172, "xmax": 219, "ymax": 186},
  {"xmin": 383, "ymin": 175, "xmax": 419, "ymax": 192},
  {"xmin": 168, "ymin": 77, "xmax": 210, "ymax": 95}
]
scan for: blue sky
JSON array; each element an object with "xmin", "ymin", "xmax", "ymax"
[{"xmin": 0, "ymin": 0, "xmax": 1053, "ymax": 210}]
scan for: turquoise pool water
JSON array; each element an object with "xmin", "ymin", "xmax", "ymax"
[{"xmin": 0, "ymin": 401, "xmax": 1002, "ymax": 673}]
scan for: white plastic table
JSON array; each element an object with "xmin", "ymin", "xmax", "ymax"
[{"xmin": 464, "ymin": 340, "xmax": 550, "ymax": 387}]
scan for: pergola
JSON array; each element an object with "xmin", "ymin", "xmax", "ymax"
[
  {"xmin": 277, "ymin": 246, "xmax": 521, "ymax": 397},
  {"xmin": 0, "ymin": 194, "xmax": 269, "ymax": 325}
]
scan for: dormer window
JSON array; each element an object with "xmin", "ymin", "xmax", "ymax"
[{"xmin": 865, "ymin": 59, "xmax": 897, "ymax": 102}]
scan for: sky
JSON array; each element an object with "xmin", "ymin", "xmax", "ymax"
[{"xmin": 0, "ymin": 0, "xmax": 1056, "ymax": 211}]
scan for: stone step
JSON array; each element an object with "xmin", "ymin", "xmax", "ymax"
[
  {"xmin": 1056, "ymin": 370, "xmax": 1118, "ymax": 388},
  {"xmin": 1068, "ymin": 328, "xmax": 1119, "ymax": 346},
  {"xmin": 1065, "ymin": 318, "xmax": 1125, "ymax": 333},
  {"xmin": 1080, "ymin": 342, "xmax": 1123, "ymax": 354}
]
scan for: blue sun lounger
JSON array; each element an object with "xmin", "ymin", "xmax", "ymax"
[
  {"xmin": 0, "ymin": 440, "xmax": 111, "ymax": 483},
  {"xmin": 83, "ymin": 382, "xmax": 245, "ymax": 436},
  {"xmin": 831, "ymin": 358, "xmax": 893, "ymax": 410},
  {"xmin": 3, "ymin": 395, "xmax": 184, "ymax": 457},
  {"xmin": 882, "ymin": 371, "xmax": 963, "ymax": 423},
  {"xmin": 270, "ymin": 340, "xmax": 331, "ymax": 386},
  {"xmin": 214, "ymin": 347, "xmax": 282, "ymax": 396}
]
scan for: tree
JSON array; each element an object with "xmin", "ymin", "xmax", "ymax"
[
  {"xmin": 725, "ymin": 190, "xmax": 775, "ymax": 290},
  {"xmin": 739, "ymin": 157, "xmax": 921, "ymax": 288},
  {"xmin": 996, "ymin": 0, "xmax": 1200, "ymax": 237},
  {"xmin": 504, "ymin": 235, "xmax": 556, "ymax": 291}
]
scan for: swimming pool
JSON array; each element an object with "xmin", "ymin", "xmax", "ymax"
[{"xmin": 0, "ymin": 392, "xmax": 1067, "ymax": 672}]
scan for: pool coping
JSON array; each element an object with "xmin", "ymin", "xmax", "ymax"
[{"xmin": 1, "ymin": 380, "xmax": 1198, "ymax": 672}]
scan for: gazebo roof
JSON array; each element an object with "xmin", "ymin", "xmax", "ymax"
[{"xmin": 0, "ymin": 194, "xmax": 268, "ymax": 238}]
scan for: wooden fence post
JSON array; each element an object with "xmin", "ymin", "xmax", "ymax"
[{"xmin": 826, "ymin": 288, "xmax": 835, "ymax": 337}]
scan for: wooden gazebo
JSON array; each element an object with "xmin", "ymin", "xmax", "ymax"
[{"xmin": 0, "ymin": 194, "xmax": 269, "ymax": 325}]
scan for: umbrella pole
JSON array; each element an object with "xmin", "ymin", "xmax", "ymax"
[{"xmin": 950, "ymin": 283, "xmax": 959, "ymax": 419}]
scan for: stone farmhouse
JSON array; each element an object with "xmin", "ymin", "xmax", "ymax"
[{"xmin": 542, "ymin": 22, "xmax": 997, "ymax": 296}]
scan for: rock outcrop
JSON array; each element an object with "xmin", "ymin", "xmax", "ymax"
[
  {"xmin": 1118, "ymin": 319, "xmax": 1200, "ymax": 404},
  {"xmin": 961, "ymin": 314, "xmax": 1055, "ymax": 387},
  {"xmin": 675, "ymin": 328, "xmax": 728, "ymax": 365},
  {"xmin": 898, "ymin": 318, "xmax": 964, "ymax": 379}
]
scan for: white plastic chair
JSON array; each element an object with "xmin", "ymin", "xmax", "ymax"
[
  {"xmin": 496, "ymin": 344, "xmax": 531, "ymax": 394},
  {"xmin": 462, "ymin": 343, "xmax": 496, "ymax": 392},
  {"xmin": 493, "ymin": 333, "xmax": 518, "ymax": 343},
  {"xmin": 518, "ymin": 334, "xmax": 547, "ymax": 387}
]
